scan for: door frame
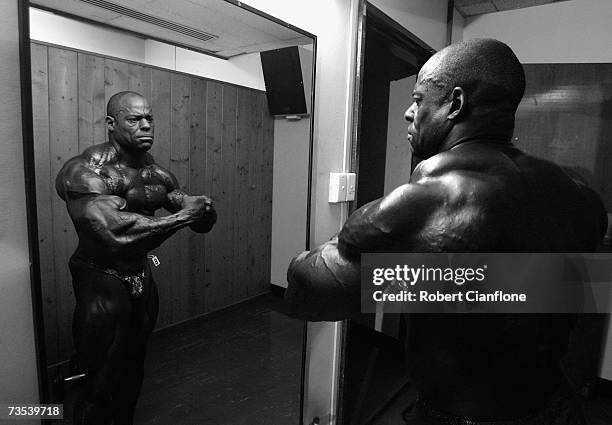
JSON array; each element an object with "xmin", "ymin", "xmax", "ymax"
[{"xmin": 338, "ymin": 3, "xmax": 434, "ymax": 424}]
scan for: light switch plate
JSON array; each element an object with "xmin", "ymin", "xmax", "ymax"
[
  {"xmin": 346, "ymin": 173, "xmax": 356, "ymax": 201},
  {"xmin": 329, "ymin": 172, "xmax": 347, "ymax": 203},
  {"xmin": 329, "ymin": 172, "xmax": 356, "ymax": 202}
]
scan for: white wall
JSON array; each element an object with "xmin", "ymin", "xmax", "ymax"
[
  {"xmin": 384, "ymin": 75, "xmax": 415, "ymax": 195},
  {"xmin": 29, "ymin": 7, "xmax": 265, "ymax": 90},
  {"xmin": 462, "ymin": 0, "xmax": 612, "ymax": 63},
  {"xmin": 270, "ymin": 46, "xmax": 313, "ymax": 288},
  {"xmin": 0, "ymin": 0, "xmax": 40, "ymax": 416},
  {"xmin": 270, "ymin": 116, "xmax": 310, "ymax": 287},
  {"xmin": 451, "ymin": 6, "xmax": 465, "ymax": 44},
  {"xmin": 369, "ymin": 0, "xmax": 450, "ymax": 51}
]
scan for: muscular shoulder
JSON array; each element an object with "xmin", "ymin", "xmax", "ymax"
[
  {"xmin": 56, "ymin": 144, "xmax": 115, "ymax": 200},
  {"xmin": 342, "ymin": 146, "xmax": 515, "ymax": 250}
]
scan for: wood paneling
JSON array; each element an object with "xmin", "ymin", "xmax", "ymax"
[
  {"xmin": 77, "ymin": 53, "xmax": 105, "ymax": 150},
  {"xmin": 48, "ymin": 47, "xmax": 79, "ymax": 364},
  {"xmin": 220, "ymin": 85, "xmax": 238, "ymax": 310},
  {"xmin": 188, "ymin": 78, "xmax": 207, "ymax": 316},
  {"xmin": 31, "ymin": 42, "xmax": 274, "ymax": 368},
  {"xmin": 149, "ymin": 68, "xmax": 173, "ymax": 327},
  {"xmin": 514, "ymin": 63, "xmax": 612, "ymax": 210},
  {"xmin": 204, "ymin": 81, "xmax": 224, "ymax": 312},
  {"xmin": 31, "ymin": 42, "xmax": 58, "ymax": 365}
]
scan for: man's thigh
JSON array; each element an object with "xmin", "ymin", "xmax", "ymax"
[{"xmin": 71, "ymin": 268, "xmax": 134, "ymax": 369}]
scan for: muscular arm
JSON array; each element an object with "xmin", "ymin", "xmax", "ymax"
[
  {"xmin": 56, "ymin": 157, "xmax": 207, "ymax": 256},
  {"xmin": 155, "ymin": 166, "xmax": 217, "ymax": 233},
  {"xmin": 285, "ymin": 181, "xmax": 445, "ymax": 321}
]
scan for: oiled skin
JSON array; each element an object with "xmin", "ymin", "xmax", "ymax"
[
  {"xmin": 56, "ymin": 142, "xmax": 216, "ymax": 272},
  {"xmin": 286, "ymin": 139, "xmax": 606, "ymax": 419},
  {"xmin": 56, "ymin": 141, "xmax": 216, "ymax": 424}
]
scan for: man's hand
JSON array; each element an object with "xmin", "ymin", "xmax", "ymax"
[{"xmin": 182, "ymin": 194, "xmax": 217, "ymax": 233}]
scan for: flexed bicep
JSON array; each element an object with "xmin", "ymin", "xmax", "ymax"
[{"xmin": 285, "ymin": 181, "xmax": 446, "ymax": 321}]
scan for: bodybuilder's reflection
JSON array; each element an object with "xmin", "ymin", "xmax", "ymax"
[
  {"xmin": 55, "ymin": 91, "xmax": 217, "ymax": 424},
  {"xmin": 286, "ymin": 39, "xmax": 606, "ymax": 424}
]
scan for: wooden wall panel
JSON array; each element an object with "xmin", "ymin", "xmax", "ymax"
[
  {"xmin": 128, "ymin": 63, "xmax": 151, "ymax": 101},
  {"xmin": 31, "ymin": 43, "xmax": 58, "ymax": 365},
  {"xmin": 104, "ymin": 59, "xmax": 129, "ymax": 101},
  {"xmin": 47, "ymin": 46, "xmax": 79, "ymax": 363},
  {"xmin": 188, "ymin": 78, "xmax": 207, "ymax": 315},
  {"xmin": 31, "ymin": 42, "xmax": 274, "ymax": 367},
  {"xmin": 169, "ymin": 74, "xmax": 192, "ymax": 322},
  {"xmin": 149, "ymin": 68, "xmax": 173, "ymax": 327},
  {"xmin": 514, "ymin": 63, "xmax": 612, "ymax": 210},
  {"xmin": 220, "ymin": 85, "xmax": 238, "ymax": 311},
  {"xmin": 234, "ymin": 88, "xmax": 251, "ymax": 301},
  {"xmin": 204, "ymin": 81, "xmax": 225, "ymax": 312},
  {"xmin": 246, "ymin": 90, "xmax": 260, "ymax": 298},
  {"xmin": 260, "ymin": 96, "xmax": 274, "ymax": 292},
  {"xmin": 77, "ymin": 53, "xmax": 105, "ymax": 150}
]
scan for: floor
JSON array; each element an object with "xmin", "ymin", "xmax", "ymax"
[
  {"xmin": 54, "ymin": 293, "xmax": 612, "ymax": 425},
  {"xmin": 134, "ymin": 292, "xmax": 304, "ymax": 425},
  {"xmin": 368, "ymin": 380, "xmax": 612, "ymax": 425}
]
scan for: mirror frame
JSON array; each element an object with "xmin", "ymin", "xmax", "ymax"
[{"xmin": 17, "ymin": 1, "xmax": 317, "ymax": 422}]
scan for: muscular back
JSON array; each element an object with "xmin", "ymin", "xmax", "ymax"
[
  {"xmin": 396, "ymin": 140, "xmax": 605, "ymax": 253},
  {"xmin": 394, "ymin": 141, "xmax": 606, "ymax": 417},
  {"xmin": 286, "ymin": 140, "xmax": 606, "ymax": 418},
  {"xmin": 287, "ymin": 141, "xmax": 605, "ymax": 319}
]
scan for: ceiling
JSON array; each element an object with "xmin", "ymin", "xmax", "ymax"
[
  {"xmin": 455, "ymin": 0, "xmax": 571, "ymax": 17},
  {"xmin": 30, "ymin": 0, "xmax": 313, "ymax": 58}
]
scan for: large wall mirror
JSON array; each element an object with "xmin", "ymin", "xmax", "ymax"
[{"xmin": 24, "ymin": 0, "xmax": 315, "ymax": 423}]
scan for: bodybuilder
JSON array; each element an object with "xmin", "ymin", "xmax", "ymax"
[
  {"xmin": 286, "ymin": 39, "xmax": 606, "ymax": 424},
  {"xmin": 56, "ymin": 91, "xmax": 216, "ymax": 424}
]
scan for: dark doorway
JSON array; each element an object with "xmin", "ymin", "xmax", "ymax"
[
  {"xmin": 339, "ymin": 4, "xmax": 433, "ymax": 425},
  {"xmin": 353, "ymin": 4, "xmax": 433, "ymax": 209}
]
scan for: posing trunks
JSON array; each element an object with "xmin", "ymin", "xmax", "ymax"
[{"xmin": 69, "ymin": 254, "xmax": 148, "ymax": 299}]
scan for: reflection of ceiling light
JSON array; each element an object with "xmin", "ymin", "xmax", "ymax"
[{"xmin": 79, "ymin": 0, "xmax": 218, "ymax": 42}]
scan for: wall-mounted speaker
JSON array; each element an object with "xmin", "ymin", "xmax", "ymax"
[{"xmin": 260, "ymin": 46, "xmax": 308, "ymax": 116}]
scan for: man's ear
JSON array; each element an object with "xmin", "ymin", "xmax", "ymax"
[
  {"xmin": 106, "ymin": 115, "xmax": 115, "ymax": 131},
  {"xmin": 447, "ymin": 87, "xmax": 465, "ymax": 120}
]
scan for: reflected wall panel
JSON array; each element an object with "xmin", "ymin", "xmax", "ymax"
[
  {"xmin": 31, "ymin": 41, "xmax": 274, "ymax": 368},
  {"xmin": 514, "ymin": 63, "xmax": 612, "ymax": 210}
]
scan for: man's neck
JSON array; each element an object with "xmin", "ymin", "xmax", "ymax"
[
  {"xmin": 109, "ymin": 140, "xmax": 147, "ymax": 168},
  {"xmin": 438, "ymin": 119, "xmax": 513, "ymax": 152}
]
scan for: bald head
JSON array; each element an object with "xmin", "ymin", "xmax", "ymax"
[
  {"xmin": 107, "ymin": 91, "xmax": 147, "ymax": 118},
  {"xmin": 420, "ymin": 38, "xmax": 525, "ymax": 115},
  {"xmin": 105, "ymin": 91, "xmax": 154, "ymax": 152}
]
